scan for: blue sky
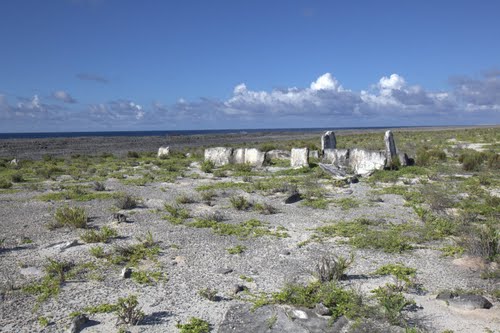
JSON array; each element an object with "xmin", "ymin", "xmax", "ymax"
[{"xmin": 1, "ymin": 0, "xmax": 499, "ymax": 132}]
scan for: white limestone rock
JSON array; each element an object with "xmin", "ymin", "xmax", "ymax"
[
  {"xmin": 157, "ymin": 146, "xmax": 170, "ymax": 158},
  {"xmin": 204, "ymin": 147, "xmax": 233, "ymax": 167},
  {"xmin": 244, "ymin": 148, "xmax": 266, "ymax": 167},
  {"xmin": 266, "ymin": 150, "xmax": 290, "ymax": 160},
  {"xmin": 309, "ymin": 150, "xmax": 319, "ymax": 159},
  {"xmin": 323, "ymin": 149, "xmax": 349, "ymax": 167},
  {"xmin": 290, "ymin": 148, "xmax": 309, "ymax": 168},
  {"xmin": 349, "ymin": 148, "xmax": 386, "ymax": 175},
  {"xmin": 384, "ymin": 130, "xmax": 397, "ymax": 166},
  {"xmin": 232, "ymin": 148, "xmax": 246, "ymax": 164}
]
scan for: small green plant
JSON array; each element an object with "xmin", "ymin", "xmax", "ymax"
[
  {"xmin": 44, "ymin": 258, "xmax": 74, "ymax": 283},
  {"xmin": 80, "ymin": 226, "xmax": 118, "ymax": 243},
  {"xmin": 0, "ymin": 178, "xmax": 13, "ymax": 189},
  {"xmin": 239, "ymin": 275, "xmax": 254, "ymax": 282},
  {"xmin": 201, "ymin": 160, "xmax": 215, "ymax": 173},
  {"xmin": 115, "ymin": 194, "xmax": 138, "ymax": 210},
  {"xmin": 52, "ymin": 205, "xmax": 88, "ymax": 229},
  {"xmin": 93, "ymin": 181, "xmax": 106, "ymax": 191},
  {"xmin": 226, "ymin": 245, "xmax": 246, "ymax": 254},
  {"xmin": 163, "ymin": 204, "xmax": 190, "ymax": 224},
  {"xmin": 131, "ymin": 270, "xmax": 164, "ymax": 285},
  {"xmin": 115, "ymin": 295, "xmax": 144, "ymax": 326},
  {"xmin": 10, "ymin": 173, "xmax": 24, "ymax": 183},
  {"xmin": 38, "ymin": 316, "xmax": 50, "ymax": 327},
  {"xmin": 198, "ymin": 287, "xmax": 218, "ymax": 301},
  {"xmin": 200, "ymin": 190, "xmax": 216, "ymax": 204},
  {"xmin": 313, "ymin": 254, "xmax": 354, "ymax": 282},
  {"xmin": 371, "ymin": 286, "xmax": 415, "ymax": 325},
  {"xmin": 440, "ymin": 245, "xmax": 464, "ymax": 257},
  {"xmin": 229, "ymin": 195, "xmax": 251, "ymax": 210},
  {"xmin": 374, "ymin": 263, "xmax": 416, "ymax": 285},
  {"xmin": 176, "ymin": 193, "xmax": 197, "ymax": 204},
  {"xmin": 176, "ymin": 317, "xmax": 211, "ymax": 333},
  {"xmin": 253, "ymin": 202, "xmax": 278, "ymax": 215},
  {"xmin": 89, "ymin": 245, "xmax": 106, "ymax": 258},
  {"xmin": 334, "ymin": 197, "xmax": 361, "ymax": 210},
  {"xmin": 266, "ymin": 313, "xmax": 277, "ymax": 329}
]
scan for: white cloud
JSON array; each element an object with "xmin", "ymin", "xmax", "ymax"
[
  {"xmin": 53, "ymin": 90, "xmax": 76, "ymax": 103},
  {"xmin": 310, "ymin": 73, "xmax": 341, "ymax": 91}
]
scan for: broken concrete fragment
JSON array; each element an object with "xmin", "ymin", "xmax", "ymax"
[
  {"xmin": 384, "ymin": 130, "xmax": 398, "ymax": 166},
  {"xmin": 322, "ymin": 149, "xmax": 349, "ymax": 167},
  {"xmin": 232, "ymin": 148, "xmax": 246, "ymax": 164},
  {"xmin": 157, "ymin": 146, "xmax": 170, "ymax": 158},
  {"xmin": 244, "ymin": 148, "xmax": 265, "ymax": 167}
]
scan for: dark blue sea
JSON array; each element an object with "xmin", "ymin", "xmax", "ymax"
[{"xmin": 0, "ymin": 126, "xmax": 431, "ymax": 140}]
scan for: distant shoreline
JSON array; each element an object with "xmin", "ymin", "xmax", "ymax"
[
  {"xmin": 0, "ymin": 124, "xmax": 498, "ymax": 160},
  {"xmin": 0, "ymin": 124, "xmax": 497, "ymax": 140}
]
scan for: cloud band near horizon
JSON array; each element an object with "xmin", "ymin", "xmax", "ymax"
[{"xmin": 1, "ymin": 71, "xmax": 499, "ymax": 132}]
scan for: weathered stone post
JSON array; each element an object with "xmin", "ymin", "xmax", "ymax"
[
  {"xmin": 290, "ymin": 148, "xmax": 309, "ymax": 168},
  {"xmin": 321, "ymin": 131, "xmax": 336, "ymax": 152},
  {"xmin": 384, "ymin": 130, "xmax": 397, "ymax": 166}
]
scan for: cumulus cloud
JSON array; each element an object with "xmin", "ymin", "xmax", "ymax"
[
  {"xmin": 1, "ymin": 70, "xmax": 499, "ymax": 132},
  {"xmin": 53, "ymin": 90, "xmax": 76, "ymax": 103}
]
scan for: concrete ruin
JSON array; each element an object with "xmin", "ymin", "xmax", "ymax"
[
  {"xmin": 204, "ymin": 147, "xmax": 233, "ymax": 167},
  {"xmin": 384, "ymin": 130, "xmax": 397, "ymax": 166},
  {"xmin": 321, "ymin": 131, "xmax": 336, "ymax": 151},
  {"xmin": 157, "ymin": 146, "xmax": 170, "ymax": 158},
  {"xmin": 291, "ymin": 148, "xmax": 309, "ymax": 168}
]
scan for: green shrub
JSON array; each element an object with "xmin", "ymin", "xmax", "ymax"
[
  {"xmin": 253, "ymin": 202, "xmax": 278, "ymax": 215},
  {"xmin": 43, "ymin": 258, "xmax": 74, "ymax": 283},
  {"xmin": 127, "ymin": 151, "xmax": 140, "ymax": 158},
  {"xmin": 313, "ymin": 254, "xmax": 354, "ymax": 282},
  {"xmin": 371, "ymin": 286, "xmax": 414, "ymax": 325},
  {"xmin": 200, "ymin": 160, "xmax": 215, "ymax": 173},
  {"xmin": 176, "ymin": 317, "xmax": 210, "ymax": 333},
  {"xmin": 229, "ymin": 195, "xmax": 251, "ymax": 210},
  {"xmin": 115, "ymin": 194, "xmax": 138, "ymax": 210},
  {"xmin": 115, "ymin": 295, "xmax": 144, "ymax": 326},
  {"xmin": 227, "ymin": 245, "xmax": 246, "ymax": 254},
  {"xmin": 10, "ymin": 173, "xmax": 24, "ymax": 183},
  {"xmin": 0, "ymin": 179, "xmax": 13, "ymax": 189},
  {"xmin": 176, "ymin": 194, "xmax": 197, "ymax": 204},
  {"xmin": 373, "ymin": 263, "xmax": 416, "ymax": 284},
  {"xmin": 52, "ymin": 205, "xmax": 88, "ymax": 229},
  {"xmin": 80, "ymin": 226, "xmax": 118, "ymax": 243},
  {"xmin": 89, "ymin": 246, "xmax": 106, "ymax": 258},
  {"xmin": 198, "ymin": 288, "xmax": 218, "ymax": 301}
]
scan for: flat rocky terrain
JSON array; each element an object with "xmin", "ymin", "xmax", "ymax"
[{"xmin": 0, "ymin": 127, "xmax": 498, "ymax": 333}]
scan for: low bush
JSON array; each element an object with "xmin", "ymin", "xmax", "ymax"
[
  {"xmin": 115, "ymin": 295, "xmax": 144, "ymax": 326},
  {"xmin": 229, "ymin": 195, "xmax": 251, "ymax": 210},
  {"xmin": 80, "ymin": 226, "xmax": 118, "ymax": 243},
  {"xmin": 176, "ymin": 317, "xmax": 211, "ymax": 333},
  {"xmin": 198, "ymin": 288, "xmax": 218, "ymax": 301},
  {"xmin": 115, "ymin": 194, "xmax": 138, "ymax": 210},
  {"xmin": 200, "ymin": 160, "xmax": 215, "ymax": 173},
  {"xmin": 52, "ymin": 205, "xmax": 88, "ymax": 229},
  {"xmin": 313, "ymin": 254, "xmax": 354, "ymax": 282}
]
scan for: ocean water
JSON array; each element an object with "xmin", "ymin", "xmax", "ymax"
[{"xmin": 0, "ymin": 126, "xmax": 426, "ymax": 140}]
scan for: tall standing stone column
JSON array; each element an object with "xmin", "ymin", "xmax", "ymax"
[
  {"xmin": 321, "ymin": 131, "xmax": 336, "ymax": 152},
  {"xmin": 384, "ymin": 130, "xmax": 397, "ymax": 166}
]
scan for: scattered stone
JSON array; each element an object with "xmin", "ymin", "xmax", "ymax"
[
  {"xmin": 290, "ymin": 148, "xmax": 309, "ymax": 168},
  {"xmin": 216, "ymin": 267, "xmax": 233, "ymax": 275},
  {"xmin": 321, "ymin": 131, "xmax": 336, "ymax": 151},
  {"xmin": 244, "ymin": 148, "xmax": 265, "ymax": 167},
  {"xmin": 284, "ymin": 192, "xmax": 302, "ymax": 204},
  {"xmin": 68, "ymin": 314, "xmax": 88, "ymax": 333},
  {"xmin": 219, "ymin": 304, "xmax": 335, "ymax": 333},
  {"xmin": 331, "ymin": 316, "xmax": 349, "ymax": 331},
  {"xmin": 349, "ymin": 148, "xmax": 386, "ymax": 175},
  {"xmin": 58, "ymin": 240, "xmax": 78, "ymax": 252},
  {"xmin": 157, "ymin": 146, "xmax": 170, "ymax": 158},
  {"xmin": 204, "ymin": 147, "xmax": 233, "ymax": 167},
  {"xmin": 437, "ymin": 291, "xmax": 493, "ymax": 310},
  {"xmin": 113, "ymin": 213, "xmax": 127, "ymax": 223},
  {"xmin": 232, "ymin": 148, "xmax": 246, "ymax": 164},
  {"xmin": 384, "ymin": 130, "xmax": 397, "ymax": 166},
  {"xmin": 309, "ymin": 150, "xmax": 319, "ymax": 159},
  {"xmin": 266, "ymin": 149, "xmax": 290, "ymax": 160},
  {"xmin": 121, "ymin": 267, "xmax": 132, "ymax": 279},
  {"xmin": 289, "ymin": 309, "xmax": 308, "ymax": 319},
  {"xmin": 10, "ymin": 158, "xmax": 19, "ymax": 166},
  {"xmin": 281, "ymin": 250, "xmax": 291, "ymax": 255},
  {"xmin": 232, "ymin": 284, "xmax": 248, "ymax": 295},
  {"xmin": 398, "ymin": 152, "xmax": 411, "ymax": 166},
  {"xmin": 322, "ymin": 149, "xmax": 349, "ymax": 167},
  {"xmin": 314, "ymin": 303, "xmax": 332, "ymax": 316},
  {"xmin": 318, "ymin": 163, "xmax": 347, "ymax": 178}
]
